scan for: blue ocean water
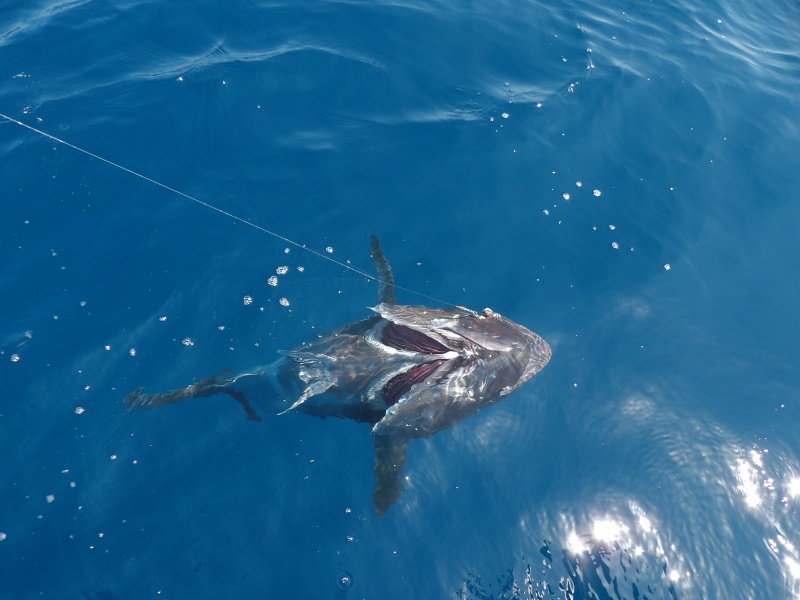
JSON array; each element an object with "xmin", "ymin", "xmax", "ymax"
[{"xmin": 2, "ymin": 0, "xmax": 800, "ymax": 598}]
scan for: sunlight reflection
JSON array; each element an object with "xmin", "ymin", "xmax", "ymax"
[
  {"xmin": 735, "ymin": 456, "xmax": 763, "ymax": 508},
  {"xmin": 566, "ymin": 532, "xmax": 587, "ymax": 554},
  {"xmin": 787, "ymin": 557, "xmax": 800, "ymax": 579},
  {"xmin": 788, "ymin": 477, "xmax": 800, "ymax": 499},
  {"xmin": 592, "ymin": 518, "xmax": 628, "ymax": 543},
  {"xmin": 638, "ymin": 514, "xmax": 653, "ymax": 533},
  {"xmin": 556, "ymin": 504, "xmax": 686, "ymax": 597},
  {"xmin": 731, "ymin": 445, "xmax": 800, "ymax": 597}
]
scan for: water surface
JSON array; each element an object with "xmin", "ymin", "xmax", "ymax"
[{"xmin": 1, "ymin": 0, "xmax": 799, "ymax": 598}]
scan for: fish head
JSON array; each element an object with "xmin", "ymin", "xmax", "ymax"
[{"xmin": 370, "ymin": 303, "xmax": 551, "ymax": 438}]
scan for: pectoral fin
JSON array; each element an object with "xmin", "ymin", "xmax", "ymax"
[
  {"xmin": 275, "ymin": 350, "xmax": 337, "ymax": 415},
  {"xmin": 276, "ymin": 379, "xmax": 334, "ymax": 415},
  {"xmin": 372, "ymin": 433, "xmax": 409, "ymax": 517}
]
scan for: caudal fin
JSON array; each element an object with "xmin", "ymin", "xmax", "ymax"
[{"xmin": 124, "ymin": 373, "xmax": 263, "ymax": 421}]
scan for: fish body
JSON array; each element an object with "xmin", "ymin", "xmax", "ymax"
[{"xmin": 126, "ymin": 237, "xmax": 551, "ymax": 516}]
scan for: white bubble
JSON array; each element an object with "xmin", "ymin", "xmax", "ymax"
[
  {"xmin": 276, "ymin": 266, "xmax": 288, "ymax": 275},
  {"xmin": 243, "ymin": 295, "xmax": 253, "ymax": 305},
  {"xmin": 279, "ymin": 298, "xmax": 290, "ymax": 307},
  {"xmin": 158, "ymin": 316, "xmax": 167, "ymax": 322},
  {"xmin": 501, "ymin": 112, "xmax": 509, "ymax": 119},
  {"xmin": 10, "ymin": 354, "xmax": 20, "ymax": 362},
  {"xmin": 46, "ymin": 494, "xmax": 55, "ymax": 503},
  {"xmin": 297, "ymin": 266, "xmax": 305, "ymax": 273},
  {"xmin": 664, "ymin": 264, "xmax": 671, "ymax": 271},
  {"xmin": 267, "ymin": 276, "xmax": 278, "ymax": 286},
  {"xmin": 325, "ymin": 247, "xmax": 334, "ymax": 254},
  {"xmin": 562, "ymin": 193, "xmax": 570, "ymax": 200},
  {"xmin": 608, "ymin": 224, "xmax": 616, "ymax": 230},
  {"xmin": 129, "ymin": 348, "xmax": 136, "ymax": 356},
  {"xmin": 576, "ymin": 181, "xmax": 582, "ymax": 187},
  {"xmin": 611, "ymin": 242, "xmax": 619, "ymax": 249},
  {"xmin": 593, "ymin": 189, "xmax": 602, "ymax": 197},
  {"xmin": 181, "ymin": 338, "xmax": 194, "ymax": 347},
  {"xmin": 0, "ymin": 533, "xmax": 6, "ymax": 541},
  {"xmin": 110, "ymin": 455, "xmax": 117, "ymax": 461},
  {"xmin": 104, "ymin": 345, "xmax": 111, "ymax": 351}
]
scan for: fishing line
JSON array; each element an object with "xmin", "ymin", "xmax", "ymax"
[{"xmin": 0, "ymin": 112, "xmax": 463, "ymax": 309}]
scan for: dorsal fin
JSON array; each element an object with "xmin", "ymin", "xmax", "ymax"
[{"xmin": 370, "ymin": 235, "xmax": 396, "ymax": 306}]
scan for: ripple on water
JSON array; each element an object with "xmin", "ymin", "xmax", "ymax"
[{"xmin": 334, "ymin": 570, "xmax": 356, "ymax": 596}]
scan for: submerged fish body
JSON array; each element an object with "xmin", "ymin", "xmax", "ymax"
[{"xmin": 126, "ymin": 237, "xmax": 551, "ymax": 516}]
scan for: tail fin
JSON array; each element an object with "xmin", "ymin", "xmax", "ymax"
[{"xmin": 124, "ymin": 373, "xmax": 263, "ymax": 421}]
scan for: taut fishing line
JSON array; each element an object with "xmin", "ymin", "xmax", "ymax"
[{"xmin": 0, "ymin": 112, "xmax": 462, "ymax": 309}]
